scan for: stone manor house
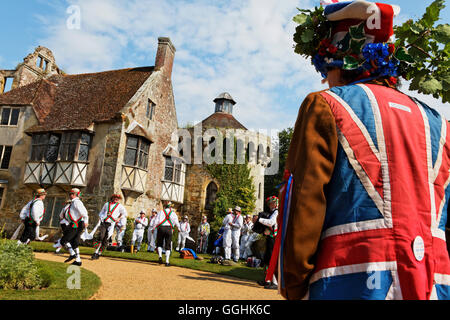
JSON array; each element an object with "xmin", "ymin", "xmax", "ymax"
[{"xmin": 0, "ymin": 38, "xmax": 271, "ymax": 240}]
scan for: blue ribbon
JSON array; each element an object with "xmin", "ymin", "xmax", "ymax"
[{"xmin": 280, "ymin": 174, "xmax": 293, "ymax": 289}]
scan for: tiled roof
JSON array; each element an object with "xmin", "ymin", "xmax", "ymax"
[
  {"xmin": 201, "ymin": 112, "xmax": 247, "ymax": 130},
  {"xmin": 0, "ymin": 67, "xmax": 154, "ymax": 132}
]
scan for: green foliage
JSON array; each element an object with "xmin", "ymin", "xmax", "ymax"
[
  {"xmin": 293, "ymin": 6, "xmax": 330, "ymax": 60},
  {"xmin": 394, "ymin": 0, "xmax": 449, "ymax": 102},
  {"xmin": 206, "ymin": 162, "xmax": 256, "ymax": 219},
  {"xmin": 122, "ymin": 218, "xmax": 135, "ymax": 246},
  {"xmin": 292, "ymin": 0, "xmax": 450, "ymax": 102},
  {"xmin": 0, "ymin": 239, "xmax": 49, "ymax": 290},
  {"xmin": 264, "ymin": 128, "xmax": 293, "ymax": 201}
]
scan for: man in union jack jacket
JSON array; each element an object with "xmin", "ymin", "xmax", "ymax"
[{"xmin": 276, "ymin": 0, "xmax": 450, "ymax": 300}]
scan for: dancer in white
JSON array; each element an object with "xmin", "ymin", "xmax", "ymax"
[
  {"xmin": 131, "ymin": 210, "xmax": 148, "ymax": 253},
  {"xmin": 147, "ymin": 209, "xmax": 158, "ymax": 252},
  {"xmin": 222, "ymin": 206, "xmax": 243, "ymax": 262},
  {"xmin": 18, "ymin": 188, "xmax": 47, "ymax": 245},
  {"xmin": 91, "ymin": 193, "xmax": 127, "ymax": 260},
  {"xmin": 152, "ymin": 202, "xmax": 180, "ymax": 266},
  {"xmin": 54, "ymin": 199, "xmax": 71, "ymax": 254},
  {"xmin": 176, "ymin": 215, "xmax": 190, "ymax": 251},
  {"xmin": 114, "ymin": 215, "xmax": 127, "ymax": 251},
  {"xmin": 61, "ymin": 188, "xmax": 89, "ymax": 266}
]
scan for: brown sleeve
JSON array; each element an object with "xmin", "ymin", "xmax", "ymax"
[{"xmin": 280, "ymin": 91, "xmax": 338, "ymax": 300}]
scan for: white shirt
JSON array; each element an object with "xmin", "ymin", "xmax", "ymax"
[
  {"xmin": 149, "ymin": 215, "xmax": 158, "ymax": 229},
  {"xmin": 116, "ymin": 216, "xmax": 127, "ymax": 229},
  {"xmin": 19, "ymin": 199, "xmax": 45, "ymax": 224},
  {"xmin": 223, "ymin": 213, "xmax": 243, "ymax": 231},
  {"xmin": 134, "ymin": 216, "xmax": 149, "ymax": 230},
  {"xmin": 179, "ymin": 221, "xmax": 191, "ymax": 234},
  {"xmin": 66, "ymin": 197, "xmax": 89, "ymax": 225},
  {"xmin": 153, "ymin": 209, "xmax": 180, "ymax": 230},
  {"xmin": 259, "ymin": 209, "xmax": 278, "ymax": 230},
  {"xmin": 99, "ymin": 201, "xmax": 127, "ymax": 223},
  {"xmin": 59, "ymin": 203, "xmax": 71, "ymax": 226},
  {"xmin": 241, "ymin": 221, "xmax": 254, "ymax": 236}
]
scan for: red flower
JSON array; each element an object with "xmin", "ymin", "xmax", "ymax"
[
  {"xmin": 318, "ymin": 47, "xmax": 327, "ymax": 56},
  {"xmin": 388, "ymin": 76, "xmax": 398, "ymax": 85},
  {"xmin": 328, "ymin": 45, "xmax": 338, "ymax": 54},
  {"xmin": 388, "ymin": 43, "xmax": 395, "ymax": 54}
]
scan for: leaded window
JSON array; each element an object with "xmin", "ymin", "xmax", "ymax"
[
  {"xmin": 0, "ymin": 146, "xmax": 12, "ymax": 169},
  {"xmin": 164, "ymin": 156, "xmax": 183, "ymax": 183},
  {"xmin": 1, "ymin": 107, "xmax": 20, "ymax": 126},
  {"xmin": 124, "ymin": 135, "xmax": 151, "ymax": 169}
]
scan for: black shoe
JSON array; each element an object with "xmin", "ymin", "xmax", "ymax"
[
  {"xmin": 264, "ymin": 282, "xmax": 278, "ymax": 290},
  {"xmin": 257, "ymin": 280, "xmax": 267, "ymax": 286},
  {"xmin": 72, "ymin": 261, "xmax": 82, "ymax": 266},
  {"xmin": 165, "ymin": 262, "xmax": 170, "ymax": 267},
  {"xmin": 158, "ymin": 257, "xmax": 163, "ymax": 264},
  {"xmin": 64, "ymin": 255, "xmax": 76, "ymax": 263},
  {"xmin": 91, "ymin": 253, "xmax": 99, "ymax": 260}
]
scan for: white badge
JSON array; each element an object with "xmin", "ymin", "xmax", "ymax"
[{"xmin": 412, "ymin": 236, "xmax": 425, "ymax": 262}]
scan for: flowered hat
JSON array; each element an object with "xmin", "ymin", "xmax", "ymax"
[
  {"xmin": 294, "ymin": 0, "xmax": 403, "ymax": 83},
  {"xmin": 266, "ymin": 196, "xmax": 279, "ymax": 207}
]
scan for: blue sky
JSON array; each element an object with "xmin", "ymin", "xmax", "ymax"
[{"xmin": 0, "ymin": 0, "xmax": 449, "ymax": 132}]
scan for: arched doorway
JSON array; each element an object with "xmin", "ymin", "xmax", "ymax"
[{"xmin": 205, "ymin": 181, "xmax": 218, "ymax": 210}]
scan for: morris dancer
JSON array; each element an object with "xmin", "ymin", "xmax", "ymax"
[
  {"xmin": 176, "ymin": 215, "xmax": 190, "ymax": 251},
  {"xmin": 60, "ymin": 188, "xmax": 89, "ymax": 266},
  {"xmin": 222, "ymin": 206, "xmax": 243, "ymax": 262},
  {"xmin": 131, "ymin": 210, "xmax": 148, "ymax": 253},
  {"xmin": 18, "ymin": 188, "xmax": 47, "ymax": 245},
  {"xmin": 256, "ymin": 196, "xmax": 278, "ymax": 290},
  {"xmin": 152, "ymin": 202, "xmax": 180, "ymax": 266},
  {"xmin": 147, "ymin": 209, "xmax": 158, "ymax": 252},
  {"xmin": 54, "ymin": 199, "xmax": 71, "ymax": 254},
  {"xmin": 91, "ymin": 193, "xmax": 127, "ymax": 260},
  {"xmin": 278, "ymin": 0, "xmax": 450, "ymax": 300}
]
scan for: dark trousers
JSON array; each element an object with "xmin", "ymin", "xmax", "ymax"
[
  {"xmin": 60, "ymin": 222, "xmax": 85, "ymax": 250},
  {"xmin": 95, "ymin": 222, "xmax": 111, "ymax": 249},
  {"xmin": 20, "ymin": 218, "xmax": 36, "ymax": 243},
  {"xmin": 263, "ymin": 236, "xmax": 275, "ymax": 267},
  {"xmin": 156, "ymin": 226, "xmax": 173, "ymax": 251}
]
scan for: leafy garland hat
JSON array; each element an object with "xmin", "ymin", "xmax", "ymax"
[{"xmin": 293, "ymin": 0, "xmax": 450, "ymax": 101}]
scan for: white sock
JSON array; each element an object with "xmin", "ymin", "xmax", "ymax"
[
  {"xmin": 157, "ymin": 247, "xmax": 162, "ymax": 257},
  {"xmin": 55, "ymin": 247, "xmax": 61, "ymax": 253},
  {"xmin": 165, "ymin": 250, "xmax": 171, "ymax": 263},
  {"xmin": 67, "ymin": 244, "xmax": 75, "ymax": 256},
  {"xmin": 75, "ymin": 248, "xmax": 81, "ymax": 263},
  {"xmin": 95, "ymin": 246, "xmax": 101, "ymax": 254},
  {"xmin": 272, "ymin": 275, "xmax": 278, "ymax": 286}
]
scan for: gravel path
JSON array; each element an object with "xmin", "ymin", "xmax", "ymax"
[{"xmin": 34, "ymin": 252, "xmax": 283, "ymax": 300}]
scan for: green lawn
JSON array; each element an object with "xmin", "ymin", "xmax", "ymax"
[
  {"xmin": 30, "ymin": 241, "xmax": 265, "ymax": 282},
  {"xmin": 0, "ymin": 259, "xmax": 101, "ymax": 300}
]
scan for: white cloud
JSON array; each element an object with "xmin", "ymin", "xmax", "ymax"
[{"xmin": 37, "ymin": 0, "xmax": 448, "ymax": 132}]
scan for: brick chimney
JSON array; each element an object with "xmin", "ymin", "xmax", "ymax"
[{"xmin": 155, "ymin": 37, "xmax": 176, "ymax": 78}]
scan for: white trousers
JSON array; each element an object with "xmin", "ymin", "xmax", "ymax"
[
  {"xmin": 131, "ymin": 229, "xmax": 145, "ymax": 249},
  {"xmin": 240, "ymin": 234, "xmax": 249, "ymax": 258},
  {"xmin": 176, "ymin": 232, "xmax": 189, "ymax": 250},
  {"xmin": 223, "ymin": 229, "xmax": 240, "ymax": 260}
]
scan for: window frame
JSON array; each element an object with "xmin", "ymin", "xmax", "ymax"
[
  {"xmin": 163, "ymin": 156, "xmax": 184, "ymax": 184},
  {"xmin": 124, "ymin": 134, "xmax": 151, "ymax": 170},
  {"xmin": 0, "ymin": 107, "xmax": 20, "ymax": 126},
  {"xmin": 30, "ymin": 131, "xmax": 92, "ymax": 163},
  {"xmin": 0, "ymin": 145, "xmax": 13, "ymax": 170},
  {"xmin": 146, "ymin": 99, "xmax": 156, "ymax": 121}
]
